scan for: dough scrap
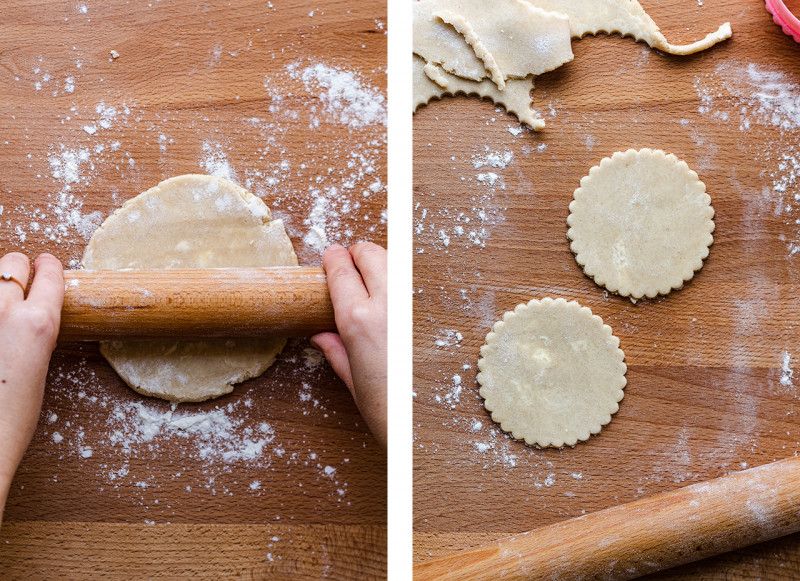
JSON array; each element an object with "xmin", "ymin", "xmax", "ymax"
[
  {"xmin": 435, "ymin": 10, "xmax": 507, "ymax": 89},
  {"xmin": 526, "ymin": 0, "xmax": 731, "ymax": 55},
  {"xmin": 478, "ymin": 297, "xmax": 626, "ymax": 448},
  {"xmin": 567, "ymin": 149, "xmax": 714, "ymax": 299},
  {"xmin": 83, "ymin": 174, "xmax": 299, "ymax": 402},
  {"xmin": 413, "ymin": 55, "xmax": 545, "ymax": 130},
  {"xmin": 413, "ymin": 0, "xmax": 573, "ymax": 83}
]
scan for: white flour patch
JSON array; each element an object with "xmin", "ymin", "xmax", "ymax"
[
  {"xmin": 49, "ymin": 146, "xmax": 91, "ymax": 185},
  {"xmin": 290, "ymin": 62, "xmax": 387, "ymax": 129},
  {"xmin": 471, "ymin": 147, "xmax": 513, "ymax": 170},
  {"xmin": 781, "ymin": 351, "xmax": 794, "ymax": 387},
  {"xmin": 200, "ymin": 142, "xmax": 237, "ymax": 183},
  {"xmin": 434, "ymin": 329, "xmax": 463, "ymax": 349}
]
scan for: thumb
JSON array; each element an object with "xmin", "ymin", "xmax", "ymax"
[{"xmin": 310, "ymin": 333, "xmax": 355, "ymax": 398}]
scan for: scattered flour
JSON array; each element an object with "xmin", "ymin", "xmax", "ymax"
[
  {"xmin": 471, "ymin": 147, "xmax": 513, "ymax": 170},
  {"xmin": 201, "ymin": 142, "xmax": 237, "ymax": 183},
  {"xmin": 695, "ymin": 62, "xmax": 800, "ymax": 258},
  {"xmin": 434, "ymin": 329, "xmax": 463, "ymax": 348},
  {"xmin": 781, "ymin": 351, "xmax": 794, "ymax": 388},
  {"xmin": 41, "ymin": 357, "xmax": 354, "ymax": 504},
  {"xmin": 290, "ymin": 63, "xmax": 387, "ymax": 129}
]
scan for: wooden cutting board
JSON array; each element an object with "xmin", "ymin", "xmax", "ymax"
[
  {"xmin": 413, "ymin": 0, "xmax": 800, "ymax": 577},
  {"xmin": 0, "ymin": 0, "xmax": 386, "ymax": 578}
]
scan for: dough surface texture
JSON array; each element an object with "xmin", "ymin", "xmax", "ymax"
[
  {"xmin": 412, "ymin": 55, "xmax": 544, "ymax": 130},
  {"xmin": 478, "ymin": 298, "xmax": 626, "ymax": 448},
  {"xmin": 83, "ymin": 174, "xmax": 298, "ymax": 402},
  {"xmin": 413, "ymin": 0, "xmax": 573, "ymax": 83},
  {"xmin": 567, "ymin": 149, "xmax": 714, "ymax": 299}
]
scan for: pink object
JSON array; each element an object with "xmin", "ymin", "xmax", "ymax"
[{"xmin": 765, "ymin": 0, "xmax": 800, "ymax": 43}]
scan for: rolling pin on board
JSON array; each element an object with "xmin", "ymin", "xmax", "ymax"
[
  {"xmin": 59, "ymin": 267, "xmax": 336, "ymax": 341},
  {"xmin": 415, "ymin": 454, "xmax": 800, "ymax": 580}
]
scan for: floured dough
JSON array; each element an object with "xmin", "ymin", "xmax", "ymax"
[
  {"xmin": 527, "ymin": 0, "xmax": 731, "ymax": 55},
  {"xmin": 413, "ymin": 0, "xmax": 573, "ymax": 83},
  {"xmin": 478, "ymin": 297, "xmax": 626, "ymax": 448},
  {"xmin": 83, "ymin": 174, "xmax": 299, "ymax": 402},
  {"xmin": 567, "ymin": 149, "xmax": 714, "ymax": 299},
  {"xmin": 412, "ymin": 0, "xmax": 731, "ymax": 125},
  {"xmin": 413, "ymin": 55, "xmax": 544, "ymax": 130}
]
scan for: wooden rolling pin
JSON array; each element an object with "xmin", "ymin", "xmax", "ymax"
[
  {"xmin": 415, "ymin": 455, "xmax": 800, "ymax": 580},
  {"xmin": 59, "ymin": 267, "xmax": 335, "ymax": 341}
]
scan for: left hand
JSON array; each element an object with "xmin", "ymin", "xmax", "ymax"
[{"xmin": 0, "ymin": 253, "xmax": 64, "ymax": 526}]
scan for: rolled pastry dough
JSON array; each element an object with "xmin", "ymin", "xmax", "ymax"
[
  {"xmin": 478, "ymin": 297, "xmax": 626, "ymax": 448},
  {"xmin": 413, "ymin": 0, "xmax": 573, "ymax": 83},
  {"xmin": 567, "ymin": 149, "xmax": 715, "ymax": 299},
  {"xmin": 83, "ymin": 174, "xmax": 299, "ymax": 402}
]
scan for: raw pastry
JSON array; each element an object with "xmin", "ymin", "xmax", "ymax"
[
  {"xmin": 527, "ymin": 0, "xmax": 732, "ymax": 55},
  {"xmin": 567, "ymin": 149, "xmax": 714, "ymax": 299},
  {"xmin": 413, "ymin": 0, "xmax": 573, "ymax": 83},
  {"xmin": 83, "ymin": 174, "xmax": 299, "ymax": 402},
  {"xmin": 412, "ymin": 0, "xmax": 731, "ymax": 125},
  {"xmin": 413, "ymin": 55, "xmax": 545, "ymax": 130},
  {"xmin": 478, "ymin": 297, "xmax": 626, "ymax": 448}
]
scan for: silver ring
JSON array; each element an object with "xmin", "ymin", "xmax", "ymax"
[{"xmin": 1, "ymin": 272, "xmax": 26, "ymax": 294}]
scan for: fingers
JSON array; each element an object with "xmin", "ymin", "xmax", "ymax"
[
  {"xmin": 323, "ymin": 244, "xmax": 369, "ymax": 306},
  {"xmin": 309, "ymin": 332, "xmax": 355, "ymax": 398},
  {"xmin": 349, "ymin": 242, "xmax": 387, "ymax": 299},
  {"xmin": 0, "ymin": 252, "xmax": 31, "ymax": 305},
  {"xmin": 27, "ymin": 254, "xmax": 65, "ymax": 314}
]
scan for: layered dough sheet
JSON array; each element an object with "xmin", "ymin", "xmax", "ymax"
[
  {"xmin": 413, "ymin": 0, "xmax": 732, "ymax": 127},
  {"xmin": 413, "ymin": 55, "xmax": 544, "ymax": 130}
]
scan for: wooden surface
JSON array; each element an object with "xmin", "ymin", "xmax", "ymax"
[
  {"xmin": 0, "ymin": 0, "xmax": 386, "ymax": 579},
  {"xmin": 61, "ymin": 268, "xmax": 335, "ymax": 340},
  {"xmin": 413, "ymin": 0, "xmax": 800, "ymax": 578}
]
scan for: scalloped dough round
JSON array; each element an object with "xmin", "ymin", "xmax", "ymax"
[
  {"xmin": 83, "ymin": 174, "xmax": 298, "ymax": 403},
  {"xmin": 477, "ymin": 298, "xmax": 626, "ymax": 448},
  {"xmin": 567, "ymin": 149, "xmax": 715, "ymax": 299}
]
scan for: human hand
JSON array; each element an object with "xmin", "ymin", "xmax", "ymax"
[
  {"xmin": 311, "ymin": 243, "xmax": 387, "ymax": 449},
  {"xmin": 0, "ymin": 253, "xmax": 64, "ymax": 525}
]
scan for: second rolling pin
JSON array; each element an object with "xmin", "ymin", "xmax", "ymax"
[{"xmin": 59, "ymin": 267, "xmax": 335, "ymax": 341}]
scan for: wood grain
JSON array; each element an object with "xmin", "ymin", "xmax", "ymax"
[
  {"xmin": 0, "ymin": 0, "xmax": 386, "ymax": 578},
  {"xmin": 60, "ymin": 268, "xmax": 335, "ymax": 340},
  {"xmin": 1, "ymin": 522, "xmax": 385, "ymax": 579},
  {"xmin": 413, "ymin": 0, "xmax": 800, "ymax": 578}
]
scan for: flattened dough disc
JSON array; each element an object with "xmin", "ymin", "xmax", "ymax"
[
  {"xmin": 478, "ymin": 298, "xmax": 626, "ymax": 448},
  {"xmin": 83, "ymin": 174, "xmax": 299, "ymax": 402},
  {"xmin": 567, "ymin": 149, "xmax": 715, "ymax": 299}
]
